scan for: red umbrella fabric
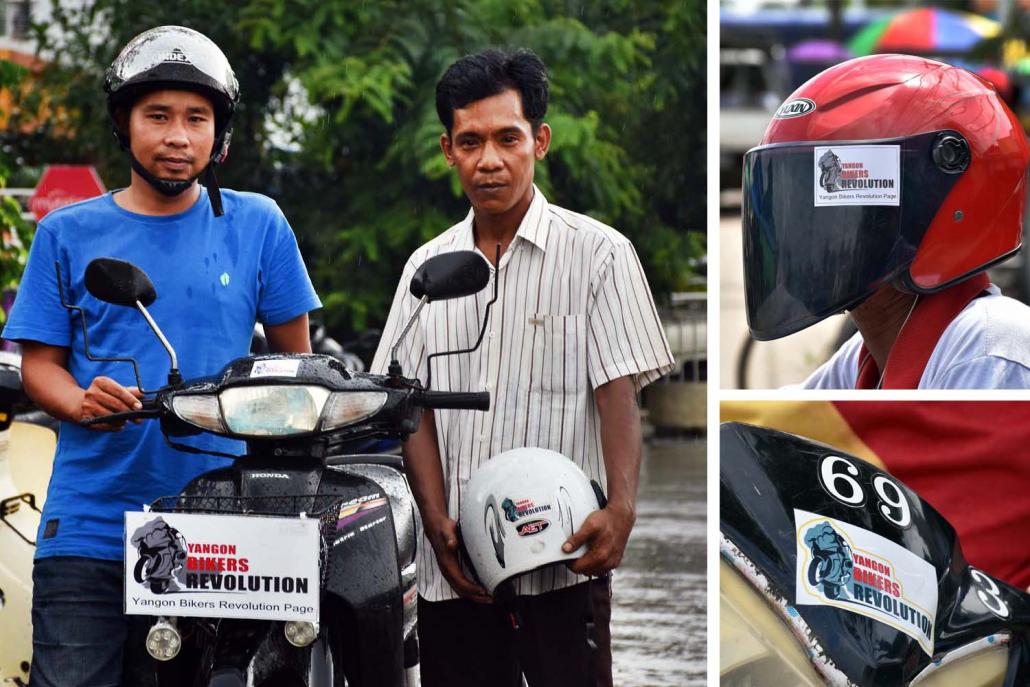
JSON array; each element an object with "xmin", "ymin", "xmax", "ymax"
[{"xmin": 849, "ymin": 8, "xmax": 1000, "ymax": 55}]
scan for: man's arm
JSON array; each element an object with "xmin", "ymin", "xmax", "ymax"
[
  {"xmin": 403, "ymin": 409, "xmax": 491, "ymax": 602},
  {"xmin": 563, "ymin": 375, "xmax": 640, "ymax": 575},
  {"xmin": 20, "ymin": 341, "xmax": 142, "ymax": 431},
  {"xmin": 264, "ymin": 313, "xmax": 312, "ymax": 353}
]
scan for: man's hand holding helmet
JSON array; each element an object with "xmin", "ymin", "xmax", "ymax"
[
  {"xmin": 424, "ymin": 514, "xmax": 492, "ymax": 604},
  {"xmin": 561, "ymin": 501, "xmax": 634, "ymax": 576}
]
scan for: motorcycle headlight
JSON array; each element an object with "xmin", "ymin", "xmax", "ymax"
[
  {"xmin": 171, "ymin": 394, "xmax": 226, "ymax": 433},
  {"xmin": 220, "ymin": 385, "xmax": 331, "ymax": 436},
  {"xmin": 170, "ymin": 386, "xmax": 389, "ymax": 437},
  {"xmin": 322, "ymin": 391, "xmax": 388, "ymax": 431}
]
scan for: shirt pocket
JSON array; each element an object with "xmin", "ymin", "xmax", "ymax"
[{"xmin": 526, "ymin": 313, "xmax": 587, "ymax": 394}]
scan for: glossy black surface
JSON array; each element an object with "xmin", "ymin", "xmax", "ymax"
[
  {"xmin": 84, "ymin": 257, "xmax": 157, "ymax": 307},
  {"xmin": 173, "ymin": 457, "xmax": 408, "ymax": 686},
  {"xmin": 408, "ymin": 250, "xmax": 490, "ymax": 302},
  {"xmin": 721, "ymin": 422, "xmax": 1030, "ymax": 686},
  {"xmin": 742, "ymin": 131, "xmax": 963, "ymax": 340}
]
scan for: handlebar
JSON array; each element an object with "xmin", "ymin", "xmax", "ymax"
[
  {"xmin": 417, "ymin": 390, "xmax": 491, "ymax": 411},
  {"xmin": 81, "ymin": 398, "xmax": 161, "ymax": 427}
]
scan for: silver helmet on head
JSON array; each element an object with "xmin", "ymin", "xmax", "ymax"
[{"xmin": 105, "ymin": 26, "xmax": 240, "ymax": 216}]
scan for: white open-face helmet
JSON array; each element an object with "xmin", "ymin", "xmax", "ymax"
[{"xmin": 459, "ymin": 447, "xmax": 603, "ymax": 596}]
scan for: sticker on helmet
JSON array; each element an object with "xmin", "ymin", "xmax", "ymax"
[
  {"xmin": 813, "ymin": 145, "xmax": 901, "ymax": 207},
  {"xmin": 794, "ymin": 508, "xmax": 937, "ymax": 656},
  {"xmin": 500, "ymin": 497, "xmax": 552, "ymax": 522},
  {"xmin": 516, "ymin": 519, "xmax": 550, "ymax": 537},
  {"xmin": 774, "ymin": 98, "xmax": 816, "ymax": 119}
]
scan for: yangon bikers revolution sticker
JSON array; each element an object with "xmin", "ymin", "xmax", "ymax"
[
  {"xmin": 813, "ymin": 145, "xmax": 901, "ymax": 207},
  {"xmin": 794, "ymin": 508, "xmax": 938, "ymax": 656}
]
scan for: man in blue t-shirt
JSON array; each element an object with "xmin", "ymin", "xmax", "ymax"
[{"xmin": 1, "ymin": 27, "xmax": 321, "ymax": 687}]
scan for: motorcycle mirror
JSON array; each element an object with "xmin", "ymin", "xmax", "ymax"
[
  {"xmin": 85, "ymin": 258, "xmax": 157, "ymax": 307},
  {"xmin": 409, "ymin": 251, "xmax": 490, "ymax": 302},
  {"xmin": 83, "ymin": 258, "xmax": 181, "ymax": 385}
]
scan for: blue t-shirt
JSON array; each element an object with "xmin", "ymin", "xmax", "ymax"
[{"xmin": 2, "ymin": 187, "xmax": 321, "ymax": 560}]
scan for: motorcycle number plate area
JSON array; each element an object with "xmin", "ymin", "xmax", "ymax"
[
  {"xmin": 124, "ymin": 511, "xmax": 320, "ymax": 623},
  {"xmin": 794, "ymin": 508, "xmax": 938, "ymax": 656}
]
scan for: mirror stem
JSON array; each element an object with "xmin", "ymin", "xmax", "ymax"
[
  {"xmin": 135, "ymin": 301, "xmax": 181, "ymax": 385},
  {"xmin": 389, "ymin": 296, "xmax": 428, "ymax": 377}
]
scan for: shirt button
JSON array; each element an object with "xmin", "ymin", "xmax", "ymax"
[{"xmin": 489, "ymin": 331, "xmax": 495, "ymax": 339}]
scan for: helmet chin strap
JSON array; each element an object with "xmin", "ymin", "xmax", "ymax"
[
  {"xmin": 125, "ymin": 149, "xmax": 225, "ymax": 217},
  {"xmin": 129, "ymin": 153, "xmax": 196, "ymax": 197}
]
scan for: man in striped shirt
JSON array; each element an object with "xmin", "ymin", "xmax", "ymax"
[{"xmin": 371, "ymin": 49, "xmax": 674, "ymax": 687}]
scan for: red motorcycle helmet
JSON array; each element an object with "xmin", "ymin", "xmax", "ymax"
[{"xmin": 742, "ymin": 54, "xmax": 1029, "ymax": 340}]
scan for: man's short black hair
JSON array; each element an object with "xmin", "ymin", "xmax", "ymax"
[{"xmin": 436, "ymin": 48, "xmax": 549, "ymax": 135}]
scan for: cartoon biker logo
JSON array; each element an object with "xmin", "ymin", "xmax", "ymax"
[
  {"xmin": 500, "ymin": 497, "xmax": 552, "ymax": 523},
  {"xmin": 803, "ymin": 521, "xmax": 854, "ymax": 600},
  {"xmin": 818, "ymin": 150, "xmax": 843, "ymax": 193},
  {"xmin": 130, "ymin": 516, "xmax": 188, "ymax": 594},
  {"xmin": 795, "ymin": 510, "xmax": 938, "ymax": 656}
]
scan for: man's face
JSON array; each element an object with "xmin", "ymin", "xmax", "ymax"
[
  {"xmin": 128, "ymin": 89, "xmax": 216, "ymax": 182},
  {"xmin": 441, "ymin": 89, "xmax": 550, "ymax": 215}
]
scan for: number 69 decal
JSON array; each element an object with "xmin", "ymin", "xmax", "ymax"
[{"xmin": 818, "ymin": 455, "xmax": 912, "ymax": 528}]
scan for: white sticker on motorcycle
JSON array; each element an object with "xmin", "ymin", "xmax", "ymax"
[
  {"xmin": 250, "ymin": 359, "xmax": 301, "ymax": 378},
  {"xmin": 794, "ymin": 508, "xmax": 938, "ymax": 656},
  {"xmin": 124, "ymin": 512, "xmax": 320, "ymax": 622},
  {"xmin": 813, "ymin": 145, "xmax": 900, "ymax": 207}
]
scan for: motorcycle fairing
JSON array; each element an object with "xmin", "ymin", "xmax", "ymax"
[
  {"xmin": 720, "ymin": 422, "xmax": 1030, "ymax": 686},
  {"xmin": 170, "ymin": 456, "xmax": 408, "ymax": 686}
]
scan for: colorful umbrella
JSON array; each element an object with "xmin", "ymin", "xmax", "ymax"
[{"xmin": 849, "ymin": 8, "xmax": 1000, "ymax": 56}]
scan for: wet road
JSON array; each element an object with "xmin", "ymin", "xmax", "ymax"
[{"xmin": 611, "ymin": 437, "xmax": 706, "ymax": 686}]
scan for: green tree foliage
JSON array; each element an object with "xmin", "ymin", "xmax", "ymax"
[
  {"xmin": 0, "ymin": 59, "xmax": 35, "ymax": 313},
  {"xmin": 7, "ymin": 0, "xmax": 705, "ymax": 336}
]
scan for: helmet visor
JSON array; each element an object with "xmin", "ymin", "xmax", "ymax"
[{"xmin": 742, "ymin": 131, "xmax": 965, "ymax": 340}]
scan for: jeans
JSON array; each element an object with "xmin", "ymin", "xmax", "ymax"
[{"xmin": 30, "ymin": 556, "xmax": 156, "ymax": 687}]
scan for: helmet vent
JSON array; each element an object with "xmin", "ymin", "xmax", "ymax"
[{"xmin": 932, "ymin": 134, "xmax": 971, "ymax": 174}]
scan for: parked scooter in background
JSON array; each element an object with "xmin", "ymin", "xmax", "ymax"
[{"xmin": 0, "ymin": 350, "xmax": 58, "ymax": 687}]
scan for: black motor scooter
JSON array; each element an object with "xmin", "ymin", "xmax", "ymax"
[{"xmin": 74, "ymin": 251, "xmax": 494, "ymax": 687}]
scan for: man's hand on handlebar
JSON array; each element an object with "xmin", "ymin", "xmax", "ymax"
[{"xmin": 79, "ymin": 376, "xmax": 143, "ymax": 431}]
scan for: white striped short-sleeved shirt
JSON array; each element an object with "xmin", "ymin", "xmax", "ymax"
[{"xmin": 371, "ymin": 187, "xmax": 675, "ymax": 601}]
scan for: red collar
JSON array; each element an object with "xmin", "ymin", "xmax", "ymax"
[{"xmin": 854, "ymin": 273, "xmax": 990, "ymax": 389}]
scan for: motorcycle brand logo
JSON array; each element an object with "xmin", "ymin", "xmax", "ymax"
[
  {"xmin": 501, "ymin": 497, "xmax": 552, "ymax": 523},
  {"xmin": 774, "ymin": 98, "xmax": 816, "ymax": 119},
  {"xmin": 795, "ymin": 510, "xmax": 938, "ymax": 656},
  {"xmin": 251, "ymin": 473, "xmax": 289, "ymax": 479},
  {"xmin": 516, "ymin": 519, "xmax": 550, "ymax": 537},
  {"xmin": 485, "ymin": 496, "xmax": 506, "ymax": 568},
  {"xmin": 130, "ymin": 517, "xmax": 188, "ymax": 594}
]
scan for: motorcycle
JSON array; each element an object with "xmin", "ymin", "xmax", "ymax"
[
  {"xmin": 0, "ymin": 351, "xmax": 58, "ymax": 687},
  {"xmin": 73, "ymin": 250, "xmax": 493, "ymax": 686},
  {"xmin": 720, "ymin": 421, "xmax": 1030, "ymax": 687}
]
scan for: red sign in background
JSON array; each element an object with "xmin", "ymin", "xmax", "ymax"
[{"xmin": 29, "ymin": 165, "xmax": 106, "ymax": 221}]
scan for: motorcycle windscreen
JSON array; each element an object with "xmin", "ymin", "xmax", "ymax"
[
  {"xmin": 742, "ymin": 131, "xmax": 964, "ymax": 341},
  {"xmin": 720, "ymin": 422, "xmax": 1030, "ymax": 685}
]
